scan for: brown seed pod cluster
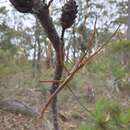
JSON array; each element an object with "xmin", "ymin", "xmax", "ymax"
[
  {"xmin": 60, "ymin": 0, "xmax": 78, "ymax": 29},
  {"xmin": 9, "ymin": 0, "xmax": 33, "ymax": 13}
]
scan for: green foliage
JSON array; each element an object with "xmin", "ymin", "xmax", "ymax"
[
  {"xmin": 86, "ymin": 40, "xmax": 130, "ymax": 80},
  {"xmin": 110, "ymin": 40, "xmax": 130, "ymax": 52},
  {"xmin": 79, "ymin": 99, "xmax": 130, "ymax": 130},
  {"xmin": 88, "ymin": 55, "xmax": 113, "ymax": 73},
  {"xmin": 79, "ymin": 124, "xmax": 93, "ymax": 130},
  {"xmin": 95, "ymin": 99, "xmax": 110, "ymax": 122},
  {"xmin": 0, "ymin": 64, "xmax": 17, "ymax": 77},
  {"xmin": 87, "ymin": 54, "xmax": 126, "ymax": 79},
  {"xmin": 111, "ymin": 61, "xmax": 126, "ymax": 78},
  {"xmin": 0, "ymin": 48, "xmax": 32, "ymax": 77}
]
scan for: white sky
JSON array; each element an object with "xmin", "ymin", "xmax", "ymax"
[{"xmin": 0, "ymin": 0, "xmax": 127, "ymax": 31}]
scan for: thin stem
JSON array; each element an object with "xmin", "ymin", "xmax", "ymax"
[
  {"xmin": 39, "ymin": 25, "xmax": 120, "ymax": 118},
  {"xmin": 67, "ymin": 85, "xmax": 95, "ymax": 117},
  {"xmin": 39, "ymin": 80, "xmax": 62, "ymax": 83},
  {"xmin": 47, "ymin": 0, "xmax": 54, "ymax": 8},
  {"xmin": 61, "ymin": 28, "xmax": 65, "ymax": 41}
]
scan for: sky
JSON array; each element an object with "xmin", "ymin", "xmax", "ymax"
[
  {"xmin": 0, "ymin": 0, "xmax": 127, "ymax": 59},
  {"xmin": 0, "ymin": 0, "xmax": 127, "ymax": 32}
]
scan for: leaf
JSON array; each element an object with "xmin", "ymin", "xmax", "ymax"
[{"xmin": 104, "ymin": 112, "xmax": 111, "ymax": 122}]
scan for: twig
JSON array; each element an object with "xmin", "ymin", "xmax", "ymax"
[
  {"xmin": 77, "ymin": 17, "xmax": 97, "ymax": 66},
  {"xmin": 61, "ymin": 28, "xmax": 66, "ymax": 41},
  {"xmin": 39, "ymin": 80, "xmax": 63, "ymax": 83},
  {"xmin": 39, "ymin": 24, "xmax": 121, "ymax": 119},
  {"xmin": 39, "ymin": 18, "xmax": 97, "ymax": 118},
  {"xmin": 67, "ymin": 85, "xmax": 95, "ymax": 117},
  {"xmin": 77, "ymin": 24, "xmax": 121, "ymax": 69},
  {"xmin": 47, "ymin": 0, "xmax": 54, "ymax": 8},
  {"xmin": 65, "ymin": 53, "xmax": 74, "ymax": 65}
]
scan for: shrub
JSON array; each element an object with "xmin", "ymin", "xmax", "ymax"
[{"xmin": 79, "ymin": 99, "xmax": 130, "ymax": 130}]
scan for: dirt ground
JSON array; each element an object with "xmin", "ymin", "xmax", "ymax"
[{"xmin": 0, "ymin": 71, "xmax": 130, "ymax": 130}]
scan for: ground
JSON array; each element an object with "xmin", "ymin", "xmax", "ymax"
[{"xmin": 0, "ymin": 66, "xmax": 130, "ymax": 130}]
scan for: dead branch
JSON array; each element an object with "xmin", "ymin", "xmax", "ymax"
[
  {"xmin": 47, "ymin": 0, "xmax": 54, "ymax": 8},
  {"xmin": 67, "ymin": 85, "xmax": 95, "ymax": 117},
  {"xmin": 0, "ymin": 100, "xmax": 39, "ymax": 117},
  {"xmin": 39, "ymin": 80, "xmax": 63, "ymax": 83},
  {"xmin": 40, "ymin": 24, "xmax": 121, "ymax": 118}
]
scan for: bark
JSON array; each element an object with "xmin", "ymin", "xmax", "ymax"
[
  {"xmin": 33, "ymin": 2, "xmax": 61, "ymax": 52},
  {"xmin": 50, "ymin": 49, "xmax": 64, "ymax": 130},
  {"xmin": 45, "ymin": 41, "xmax": 53, "ymax": 69}
]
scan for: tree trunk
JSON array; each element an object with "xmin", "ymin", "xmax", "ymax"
[
  {"xmin": 37, "ymin": 35, "xmax": 41, "ymax": 73},
  {"xmin": 45, "ymin": 41, "xmax": 53, "ymax": 69},
  {"xmin": 33, "ymin": 2, "xmax": 64, "ymax": 130},
  {"xmin": 50, "ymin": 45, "xmax": 64, "ymax": 130},
  {"xmin": 32, "ymin": 43, "xmax": 37, "ymax": 78},
  {"xmin": 36, "ymin": 19, "xmax": 41, "ymax": 73}
]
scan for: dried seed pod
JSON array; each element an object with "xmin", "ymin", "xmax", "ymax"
[
  {"xmin": 60, "ymin": 0, "xmax": 78, "ymax": 29},
  {"xmin": 9, "ymin": 0, "xmax": 33, "ymax": 13}
]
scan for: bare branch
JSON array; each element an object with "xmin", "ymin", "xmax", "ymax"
[
  {"xmin": 39, "ymin": 80, "xmax": 63, "ymax": 83},
  {"xmin": 67, "ymin": 85, "xmax": 95, "ymax": 117},
  {"xmin": 47, "ymin": 0, "xmax": 54, "ymax": 8},
  {"xmin": 39, "ymin": 24, "xmax": 121, "ymax": 118}
]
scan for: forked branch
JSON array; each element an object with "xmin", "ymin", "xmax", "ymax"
[{"xmin": 40, "ymin": 24, "xmax": 121, "ymax": 118}]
